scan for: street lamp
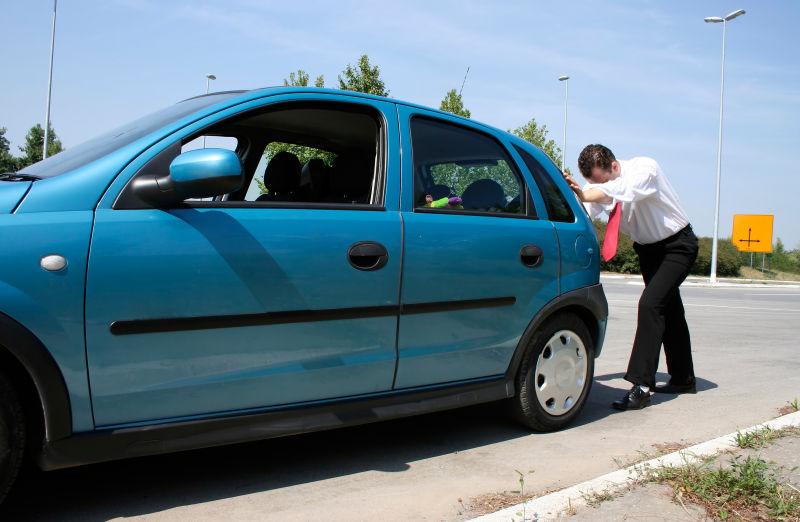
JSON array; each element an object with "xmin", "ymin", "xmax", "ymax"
[
  {"xmin": 43, "ymin": 0, "xmax": 58, "ymax": 160},
  {"xmin": 203, "ymin": 74, "xmax": 216, "ymax": 147},
  {"xmin": 558, "ymin": 75, "xmax": 569, "ymax": 171},
  {"xmin": 705, "ymin": 9, "xmax": 745, "ymax": 284}
]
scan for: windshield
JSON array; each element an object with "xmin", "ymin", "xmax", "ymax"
[{"xmin": 20, "ymin": 92, "xmax": 243, "ymax": 178}]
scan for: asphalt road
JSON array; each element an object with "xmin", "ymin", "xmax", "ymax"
[{"xmin": 5, "ymin": 276, "xmax": 800, "ymax": 521}]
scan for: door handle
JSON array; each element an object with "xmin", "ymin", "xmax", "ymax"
[
  {"xmin": 520, "ymin": 244, "xmax": 544, "ymax": 268},
  {"xmin": 348, "ymin": 241, "xmax": 389, "ymax": 271}
]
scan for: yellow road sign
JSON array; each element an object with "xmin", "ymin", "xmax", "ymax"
[{"xmin": 732, "ymin": 214, "xmax": 774, "ymax": 253}]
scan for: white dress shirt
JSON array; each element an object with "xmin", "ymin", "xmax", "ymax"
[{"xmin": 583, "ymin": 157, "xmax": 690, "ymax": 245}]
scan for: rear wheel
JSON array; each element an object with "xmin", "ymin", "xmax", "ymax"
[
  {"xmin": 513, "ymin": 313, "xmax": 594, "ymax": 432},
  {"xmin": 0, "ymin": 368, "xmax": 25, "ymax": 505}
]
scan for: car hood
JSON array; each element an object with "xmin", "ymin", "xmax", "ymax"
[{"xmin": 0, "ymin": 181, "xmax": 32, "ymax": 213}]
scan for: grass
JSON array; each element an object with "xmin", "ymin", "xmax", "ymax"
[
  {"xmin": 739, "ymin": 266, "xmax": 800, "ymax": 282},
  {"xmin": 735, "ymin": 426, "xmax": 800, "ymax": 449},
  {"xmin": 582, "ymin": 489, "xmax": 618, "ymax": 508},
  {"xmin": 649, "ymin": 455, "xmax": 800, "ymax": 521},
  {"xmin": 779, "ymin": 398, "xmax": 800, "ymax": 417}
]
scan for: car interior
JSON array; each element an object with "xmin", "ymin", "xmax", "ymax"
[{"xmin": 174, "ymin": 102, "xmax": 384, "ymax": 207}]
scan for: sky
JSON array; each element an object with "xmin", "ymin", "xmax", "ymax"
[{"xmin": 2, "ymin": 0, "xmax": 799, "ymax": 246}]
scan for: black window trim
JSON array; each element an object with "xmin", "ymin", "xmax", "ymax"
[
  {"xmin": 113, "ymin": 100, "xmax": 389, "ymax": 211},
  {"xmin": 512, "ymin": 144, "xmax": 577, "ymax": 224},
  {"xmin": 408, "ymin": 114, "xmax": 538, "ymax": 220}
]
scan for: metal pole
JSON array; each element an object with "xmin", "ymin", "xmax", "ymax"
[
  {"xmin": 562, "ymin": 79, "xmax": 568, "ymax": 171},
  {"xmin": 202, "ymin": 77, "xmax": 211, "ymax": 148},
  {"xmin": 43, "ymin": 0, "xmax": 58, "ymax": 160},
  {"xmin": 710, "ymin": 20, "xmax": 727, "ymax": 284}
]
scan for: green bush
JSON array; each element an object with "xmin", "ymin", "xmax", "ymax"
[
  {"xmin": 692, "ymin": 237, "xmax": 740, "ymax": 277},
  {"xmin": 593, "ymin": 220, "xmax": 742, "ymax": 277}
]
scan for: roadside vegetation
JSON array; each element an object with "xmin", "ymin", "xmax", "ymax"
[
  {"xmin": 648, "ymin": 455, "xmax": 800, "ymax": 521},
  {"xmin": 593, "ymin": 219, "xmax": 800, "ymax": 279}
]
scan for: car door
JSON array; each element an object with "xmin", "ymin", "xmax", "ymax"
[
  {"xmin": 394, "ymin": 107, "xmax": 559, "ymax": 389},
  {"xmin": 85, "ymin": 94, "xmax": 402, "ymax": 427}
]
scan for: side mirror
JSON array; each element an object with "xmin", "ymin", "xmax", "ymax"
[{"xmin": 131, "ymin": 148, "xmax": 243, "ymax": 207}]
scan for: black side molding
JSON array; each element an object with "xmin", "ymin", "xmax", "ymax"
[
  {"xmin": 110, "ymin": 296, "xmax": 517, "ymax": 336},
  {"xmin": 38, "ymin": 377, "xmax": 513, "ymax": 471}
]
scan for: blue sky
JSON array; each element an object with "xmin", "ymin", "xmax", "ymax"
[{"xmin": 3, "ymin": 1, "xmax": 799, "ymax": 246}]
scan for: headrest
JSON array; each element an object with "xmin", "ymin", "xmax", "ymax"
[
  {"xmin": 265, "ymin": 151, "xmax": 301, "ymax": 194},
  {"xmin": 462, "ymin": 178, "xmax": 506, "ymax": 211}
]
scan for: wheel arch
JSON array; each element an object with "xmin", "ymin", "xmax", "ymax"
[
  {"xmin": 0, "ymin": 311, "xmax": 73, "ymax": 445},
  {"xmin": 506, "ymin": 284, "xmax": 608, "ymax": 381}
]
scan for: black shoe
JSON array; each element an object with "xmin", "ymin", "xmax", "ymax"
[
  {"xmin": 654, "ymin": 377, "xmax": 697, "ymax": 395},
  {"xmin": 612, "ymin": 385, "xmax": 652, "ymax": 411}
]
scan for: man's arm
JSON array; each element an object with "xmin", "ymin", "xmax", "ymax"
[{"xmin": 563, "ymin": 172, "xmax": 614, "ymax": 204}]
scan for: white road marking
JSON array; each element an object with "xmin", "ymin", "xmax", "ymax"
[{"xmin": 606, "ymin": 299, "xmax": 800, "ymax": 313}]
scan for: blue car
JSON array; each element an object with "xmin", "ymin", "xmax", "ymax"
[{"xmin": 0, "ymin": 87, "xmax": 607, "ymax": 502}]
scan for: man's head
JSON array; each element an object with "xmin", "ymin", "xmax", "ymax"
[{"xmin": 578, "ymin": 144, "xmax": 621, "ymax": 183}]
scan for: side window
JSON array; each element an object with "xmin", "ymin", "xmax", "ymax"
[
  {"xmin": 245, "ymin": 143, "xmax": 337, "ymax": 202},
  {"xmin": 411, "ymin": 117, "xmax": 527, "ymax": 216},
  {"xmin": 513, "ymin": 145, "xmax": 575, "ymax": 223},
  {"xmin": 236, "ymin": 105, "xmax": 382, "ymax": 206}
]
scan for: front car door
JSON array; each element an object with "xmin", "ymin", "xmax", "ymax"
[
  {"xmin": 85, "ymin": 94, "xmax": 402, "ymax": 426},
  {"xmin": 394, "ymin": 107, "xmax": 559, "ymax": 388}
]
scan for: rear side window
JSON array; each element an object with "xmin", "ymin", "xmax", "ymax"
[
  {"xmin": 411, "ymin": 117, "xmax": 527, "ymax": 216},
  {"xmin": 514, "ymin": 145, "xmax": 575, "ymax": 223}
]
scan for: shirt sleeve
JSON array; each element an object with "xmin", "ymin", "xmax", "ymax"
[
  {"xmin": 591, "ymin": 159, "xmax": 659, "ymax": 203},
  {"xmin": 583, "ymin": 200, "xmax": 614, "ymax": 219}
]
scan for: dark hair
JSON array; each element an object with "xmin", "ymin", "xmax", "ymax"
[{"xmin": 578, "ymin": 144, "xmax": 616, "ymax": 179}]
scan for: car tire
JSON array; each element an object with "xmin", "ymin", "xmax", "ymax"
[
  {"xmin": 0, "ymin": 368, "xmax": 25, "ymax": 506},
  {"xmin": 512, "ymin": 312, "xmax": 594, "ymax": 432}
]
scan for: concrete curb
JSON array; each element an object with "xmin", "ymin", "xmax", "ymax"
[{"xmin": 468, "ymin": 410, "xmax": 800, "ymax": 521}]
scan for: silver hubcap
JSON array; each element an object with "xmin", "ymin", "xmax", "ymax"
[{"xmin": 534, "ymin": 329, "xmax": 588, "ymax": 416}]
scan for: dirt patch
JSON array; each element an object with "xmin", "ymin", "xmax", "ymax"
[{"xmin": 652, "ymin": 441, "xmax": 692, "ymax": 455}]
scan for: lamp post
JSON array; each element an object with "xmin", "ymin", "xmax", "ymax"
[
  {"xmin": 202, "ymin": 74, "xmax": 216, "ymax": 148},
  {"xmin": 43, "ymin": 0, "xmax": 58, "ymax": 160},
  {"xmin": 558, "ymin": 75, "xmax": 569, "ymax": 171},
  {"xmin": 704, "ymin": 9, "xmax": 745, "ymax": 284}
]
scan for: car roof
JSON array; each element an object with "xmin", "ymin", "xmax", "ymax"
[{"xmin": 188, "ymin": 86, "xmax": 518, "ymax": 141}]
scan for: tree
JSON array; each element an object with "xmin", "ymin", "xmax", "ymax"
[
  {"xmin": 439, "ymin": 89, "xmax": 471, "ymax": 118},
  {"xmin": 337, "ymin": 54, "xmax": 388, "ymax": 96},
  {"xmin": 17, "ymin": 123, "xmax": 63, "ymax": 168},
  {"xmin": 283, "ymin": 69, "xmax": 324, "ymax": 88},
  {"xmin": 0, "ymin": 127, "xmax": 16, "ymax": 173},
  {"xmin": 510, "ymin": 119, "xmax": 562, "ymax": 168}
]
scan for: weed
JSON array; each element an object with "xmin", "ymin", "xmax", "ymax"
[
  {"xmin": 582, "ymin": 489, "xmax": 616, "ymax": 508},
  {"xmin": 735, "ymin": 426, "xmax": 800, "ymax": 449},
  {"xmin": 779, "ymin": 398, "xmax": 800, "ymax": 416},
  {"xmin": 649, "ymin": 455, "xmax": 800, "ymax": 520}
]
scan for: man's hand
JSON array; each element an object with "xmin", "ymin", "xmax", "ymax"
[{"xmin": 562, "ymin": 171, "xmax": 584, "ymax": 201}]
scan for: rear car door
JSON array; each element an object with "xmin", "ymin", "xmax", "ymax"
[
  {"xmin": 85, "ymin": 94, "xmax": 402, "ymax": 426},
  {"xmin": 394, "ymin": 107, "xmax": 559, "ymax": 388}
]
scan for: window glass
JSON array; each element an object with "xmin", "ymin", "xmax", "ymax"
[
  {"xmin": 246, "ymin": 143, "xmax": 337, "ymax": 202},
  {"xmin": 411, "ymin": 118, "xmax": 526, "ymax": 215},
  {"xmin": 235, "ymin": 106, "xmax": 380, "ymax": 205},
  {"xmin": 514, "ymin": 145, "xmax": 575, "ymax": 223}
]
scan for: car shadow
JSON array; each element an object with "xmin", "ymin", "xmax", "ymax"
[{"xmin": 3, "ymin": 372, "xmax": 718, "ymax": 520}]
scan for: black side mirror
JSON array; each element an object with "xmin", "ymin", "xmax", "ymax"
[{"xmin": 132, "ymin": 148, "xmax": 243, "ymax": 207}]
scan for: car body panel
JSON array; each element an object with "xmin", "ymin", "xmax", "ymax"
[
  {"xmin": 0, "ymin": 181, "xmax": 32, "ymax": 213},
  {"xmin": 393, "ymin": 105, "xmax": 560, "ymax": 388},
  {"xmin": 0, "ymin": 211, "xmax": 95, "ymax": 431},
  {"xmin": 85, "ymin": 94, "xmax": 402, "ymax": 427}
]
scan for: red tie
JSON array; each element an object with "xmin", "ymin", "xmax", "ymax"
[{"xmin": 601, "ymin": 202, "xmax": 622, "ymax": 262}]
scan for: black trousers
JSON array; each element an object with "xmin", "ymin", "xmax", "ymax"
[{"xmin": 625, "ymin": 225, "xmax": 699, "ymax": 388}]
